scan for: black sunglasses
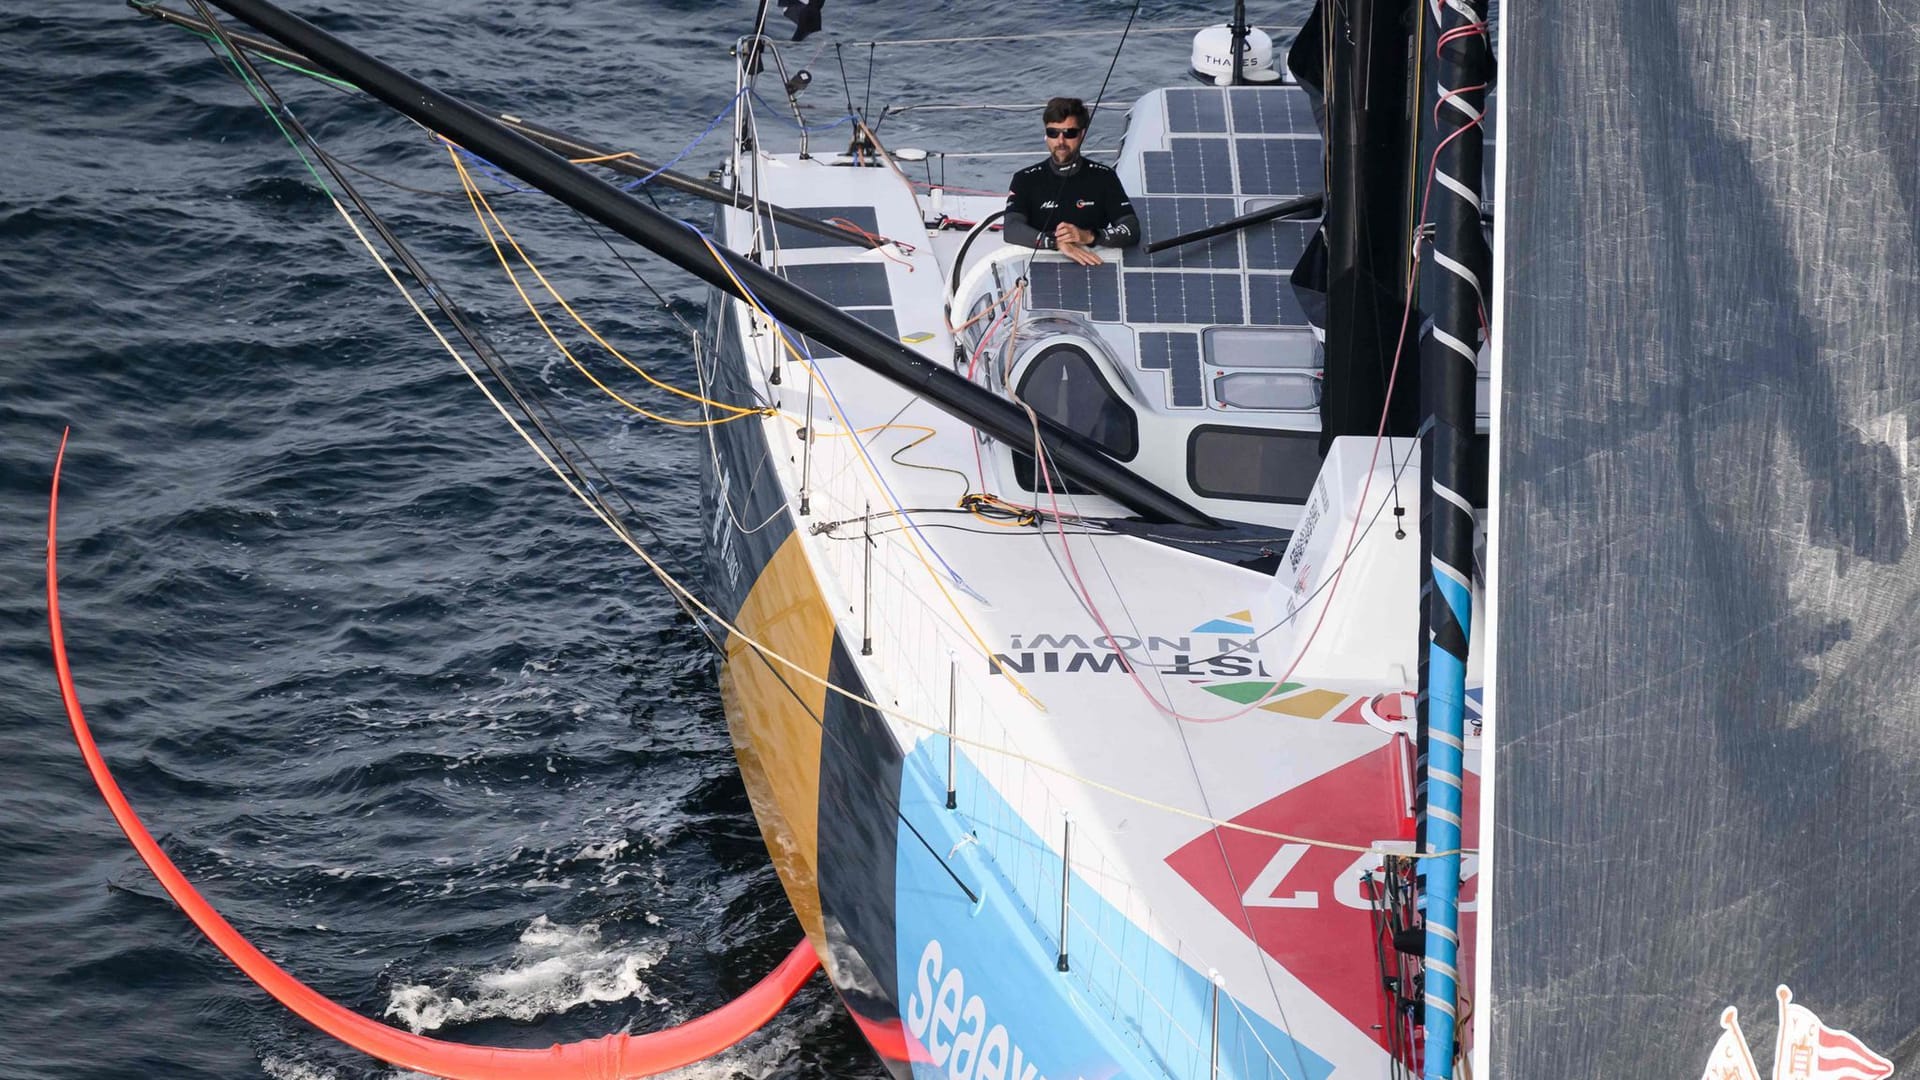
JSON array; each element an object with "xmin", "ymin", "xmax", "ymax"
[{"xmin": 1044, "ymin": 126, "xmax": 1083, "ymax": 140}]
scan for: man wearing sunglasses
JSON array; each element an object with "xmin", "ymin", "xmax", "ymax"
[{"xmin": 1004, "ymin": 97, "xmax": 1140, "ymax": 267}]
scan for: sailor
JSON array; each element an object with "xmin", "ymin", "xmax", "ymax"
[{"xmin": 1003, "ymin": 97, "xmax": 1141, "ymax": 266}]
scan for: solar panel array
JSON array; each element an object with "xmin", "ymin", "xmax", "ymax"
[
  {"xmin": 1125, "ymin": 87, "xmax": 1320, "ymax": 345},
  {"xmin": 777, "ymin": 260, "xmax": 897, "ymax": 359},
  {"xmin": 1023, "ymin": 86, "xmax": 1327, "ymax": 410}
]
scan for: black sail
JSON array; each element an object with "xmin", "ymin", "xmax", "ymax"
[{"xmin": 1496, "ymin": 0, "xmax": 1920, "ymax": 1073}]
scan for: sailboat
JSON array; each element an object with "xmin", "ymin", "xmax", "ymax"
[
  {"xmin": 693, "ymin": 6, "xmax": 1491, "ymax": 1078},
  {"xmin": 64, "ymin": 1, "xmax": 1493, "ymax": 1078}
]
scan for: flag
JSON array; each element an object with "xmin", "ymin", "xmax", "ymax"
[
  {"xmin": 1702, "ymin": 1007, "xmax": 1764, "ymax": 1080},
  {"xmin": 779, "ymin": 0, "xmax": 825, "ymax": 41},
  {"xmin": 1773, "ymin": 985, "xmax": 1895, "ymax": 1080}
]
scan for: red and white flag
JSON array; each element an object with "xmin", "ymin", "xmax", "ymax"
[
  {"xmin": 1702, "ymin": 1007, "xmax": 1763, "ymax": 1080},
  {"xmin": 1772, "ymin": 985, "xmax": 1895, "ymax": 1080}
]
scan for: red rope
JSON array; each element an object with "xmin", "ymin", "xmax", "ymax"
[{"xmin": 45, "ymin": 428, "xmax": 821, "ymax": 1079}]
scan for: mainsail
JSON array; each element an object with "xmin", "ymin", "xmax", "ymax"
[{"xmin": 1496, "ymin": 0, "xmax": 1920, "ymax": 1073}]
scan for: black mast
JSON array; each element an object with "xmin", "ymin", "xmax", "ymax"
[
  {"xmin": 1313, "ymin": 0, "xmax": 1422, "ymax": 451},
  {"xmin": 192, "ymin": 0, "xmax": 1215, "ymax": 528},
  {"xmin": 1413, "ymin": 0, "xmax": 1489, "ymax": 1070}
]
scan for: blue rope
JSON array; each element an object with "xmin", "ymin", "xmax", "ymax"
[
  {"xmin": 621, "ymin": 88, "xmax": 750, "ymax": 191},
  {"xmin": 448, "ymin": 143, "xmax": 537, "ymax": 193},
  {"xmin": 747, "ymin": 91, "xmax": 858, "ymax": 132}
]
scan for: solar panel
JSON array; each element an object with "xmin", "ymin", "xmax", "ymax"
[
  {"xmin": 1138, "ymin": 331, "xmax": 1205, "ymax": 407},
  {"xmin": 1143, "ymin": 138, "xmax": 1236, "ymax": 195},
  {"xmin": 780, "ymin": 261, "xmax": 892, "ymax": 308},
  {"xmin": 1123, "ymin": 271, "xmax": 1245, "ymax": 326},
  {"xmin": 1234, "ymin": 138, "xmax": 1322, "ymax": 197},
  {"xmin": 1242, "ymin": 216, "xmax": 1316, "ymax": 271},
  {"xmin": 759, "ymin": 205, "xmax": 882, "ymax": 250},
  {"xmin": 1164, "ymin": 88, "xmax": 1230, "ymax": 133},
  {"xmin": 1134, "ymin": 196, "xmax": 1241, "ymax": 270},
  {"xmin": 1138, "ymin": 330, "xmax": 1195, "ymax": 369},
  {"xmin": 1026, "ymin": 261, "xmax": 1121, "ymax": 322},
  {"xmin": 1229, "ymin": 88, "xmax": 1318, "ymax": 135},
  {"xmin": 1247, "ymin": 273, "xmax": 1309, "ymax": 326}
]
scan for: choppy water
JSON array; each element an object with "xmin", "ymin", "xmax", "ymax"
[{"xmin": 0, "ymin": 1, "xmax": 1275, "ymax": 1077}]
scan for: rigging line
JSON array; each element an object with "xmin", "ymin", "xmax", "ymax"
[
  {"xmin": 800, "ymin": 417, "xmax": 975, "ymax": 503},
  {"xmin": 449, "ymin": 143, "xmax": 539, "ymax": 194},
  {"xmin": 1023, "ymin": 414, "xmax": 1314, "ymax": 1080},
  {"xmin": 1020, "ymin": 321, "xmax": 1424, "ymax": 723},
  {"xmin": 309, "ymin": 144, "xmax": 465, "ymax": 199},
  {"xmin": 862, "ymin": 42, "xmax": 876, "ymax": 127},
  {"xmin": 690, "ymin": 226, "xmax": 1046, "ymax": 708},
  {"xmin": 1004, "ymin": 434, "xmax": 1416, "ymax": 677},
  {"xmin": 1007, "ymin": 2, "xmax": 1145, "ymax": 312},
  {"xmin": 622, "ymin": 87, "xmax": 750, "ymax": 191},
  {"xmin": 190, "ymin": 8, "xmax": 709, "ymax": 617},
  {"xmin": 321, "ymin": 193, "xmax": 981, "ymax": 909},
  {"xmin": 388, "ymin": 264, "xmax": 1465, "ymax": 858},
  {"xmin": 568, "ymin": 210, "xmax": 703, "ymax": 343},
  {"xmin": 832, "ymin": 44, "xmax": 858, "ymax": 128},
  {"xmin": 453, "ymin": 154, "xmax": 761, "ymax": 418},
  {"xmin": 449, "ymin": 152, "xmax": 766, "ymax": 427},
  {"xmin": 747, "ymin": 91, "xmax": 857, "ymax": 132},
  {"xmin": 1086, "ymin": 0, "xmax": 1142, "ymax": 133},
  {"xmin": 690, "ymin": 322, "xmax": 791, "ymax": 542},
  {"xmin": 847, "ymin": 25, "xmax": 1233, "ymax": 47},
  {"xmin": 252, "ymin": 111, "xmax": 1472, "ymax": 855}
]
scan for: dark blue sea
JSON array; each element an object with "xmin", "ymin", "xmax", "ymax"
[{"xmin": 0, "ymin": 3, "xmax": 1261, "ymax": 1078}]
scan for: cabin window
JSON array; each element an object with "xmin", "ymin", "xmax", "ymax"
[
  {"xmin": 1015, "ymin": 345, "xmax": 1138, "ymax": 460},
  {"xmin": 1187, "ymin": 425, "xmax": 1321, "ymax": 504}
]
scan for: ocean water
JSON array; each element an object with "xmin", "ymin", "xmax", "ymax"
[{"xmin": 0, "ymin": 2, "xmax": 1275, "ymax": 1078}]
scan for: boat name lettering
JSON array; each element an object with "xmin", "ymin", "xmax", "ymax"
[
  {"xmin": 1290, "ymin": 487, "xmax": 1327, "ymax": 575},
  {"xmin": 991, "ymin": 651, "xmax": 1271, "ymax": 678},
  {"xmin": 992, "ymin": 633, "xmax": 1263, "ymax": 677},
  {"xmin": 906, "ymin": 938, "xmax": 1049, "ymax": 1080},
  {"xmin": 707, "ymin": 464, "xmax": 745, "ymax": 590}
]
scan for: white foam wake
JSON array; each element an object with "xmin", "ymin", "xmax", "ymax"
[{"xmin": 383, "ymin": 915, "xmax": 668, "ymax": 1033}]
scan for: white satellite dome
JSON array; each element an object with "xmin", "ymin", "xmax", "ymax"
[{"xmin": 1189, "ymin": 23, "xmax": 1284, "ymax": 85}]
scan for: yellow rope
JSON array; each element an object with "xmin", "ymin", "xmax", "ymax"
[
  {"xmin": 448, "ymin": 148, "xmax": 765, "ymax": 427},
  {"xmin": 324, "ymin": 183, "xmax": 1475, "ymax": 861},
  {"xmin": 568, "ymin": 150, "xmax": 639, "ymax": 166},
  {"xmin": 961, "ymin": 493, "xmax": 1038, "ymax": 528}
]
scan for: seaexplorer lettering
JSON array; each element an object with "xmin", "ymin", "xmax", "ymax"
[{"xmin": 905, "ymin": 939, "xmax": 1051, "ymax": 1080}]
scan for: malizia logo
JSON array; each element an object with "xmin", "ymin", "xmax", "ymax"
[
  {"xmin": 989, "ymin": 611, "xmax": 1267, "ymax": 677},
  {"xmin": 1700, "ymin": 985, "xmax": 1892, "ymax": 1080}
]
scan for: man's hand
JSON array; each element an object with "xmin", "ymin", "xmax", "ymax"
[
  {"xmin": 1058, "ymin": 242, "xmax": 1104, "ymax": 266},
  {"xmin": 1054, "ymin": 222, "xmax": 1096, "ymax": 246},
  {"xmin": 1054, "ymin": 222, "xmax": 1103, "ymax": 265}
]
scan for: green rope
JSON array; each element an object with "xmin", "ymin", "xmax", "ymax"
[
  {"xmin": 201, "ymin": 30, "xmax": 337, "ymax": 196},
  {"xmin": 195, "ymin": 28, "xmax": 360, "ymax": 92}
]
